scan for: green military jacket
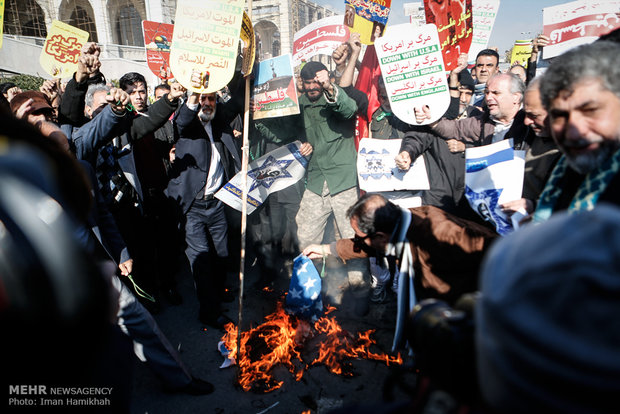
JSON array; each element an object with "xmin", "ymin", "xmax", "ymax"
[{"xmin": 299, "ymin": 85, "xmax": 359, "ymax": 195}]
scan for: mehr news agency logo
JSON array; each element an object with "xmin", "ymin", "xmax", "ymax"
[{"xmin": 8, "ymin": 385, "xmax": 113, "ymax": 407}]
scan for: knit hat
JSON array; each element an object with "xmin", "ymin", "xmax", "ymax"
[
  {"xmin": 476, "ymin": 204, "xmax": 620, "ymax": 414},
  {"xmin": 458, "ymin": 70, "xmax": 475, "ymax": 91},
  {"xmin": 300, "ymin": 61, "xmax": 328, "ymax": 80}
]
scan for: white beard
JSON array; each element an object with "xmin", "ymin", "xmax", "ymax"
[{"xmin": 198, "ymin": 108, "xmax": 215, "ymax": 122}]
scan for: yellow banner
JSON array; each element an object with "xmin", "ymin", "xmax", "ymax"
[
  {"xmin": 240, "ymin": 12, "xmax": 255, "ymax": 77},
  {"xmin": 39, "ymin": 20, "xmax": 89, "ymax": 78},
  {"xmin": 170, "ymin": 0, "xmax": 244, "ymax": 93},
  {"xmin": 510, "ymin": 39, "xmax": 532, "ymax": 68},
  {"xmin": 0, "ymin": 0, "xmax": 6, "ymax": 49}
]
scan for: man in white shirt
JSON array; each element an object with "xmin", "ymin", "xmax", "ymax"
[{"xmin": 166, "ymin": 87, "xmax": 241, "ymax": 329}]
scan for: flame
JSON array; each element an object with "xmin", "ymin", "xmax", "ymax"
[
  {"xmin": 312, "ymin": 315, "xmax": 403, "ymax": 376},
  {"xmin": 220, "ymin": 301, "xmax": 401, "ymax": 392},
  {"xmin": 220, "ymin": 302, "xmax": 308, "ymax": 392}
]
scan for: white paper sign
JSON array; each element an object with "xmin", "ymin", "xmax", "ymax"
[
  {"xmin": 293, "ymin": 15, "xmax": 350, "ymax": 67},
  {"xmin": 468, "ymin": 0, "xmax": 500, "ymax": 64},
  {"xmin": 542, "ymin": 0, "xmax": 620, "ymax": 59},
  {"xmin": 465, "ymin": 139, "xmax": 524, "ymax": 236},
  {"xmin": 215, "ymin": 141, "xmax": 307, "ymax": 214},
  {"xmin": 357, "ymin": 138, "xmax": 430, "ymax": 192},
  {"xmin": 375, "ymin": 23, "xmax": 450, "ymax": 125}
]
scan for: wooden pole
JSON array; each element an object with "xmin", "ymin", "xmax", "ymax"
[{"xmin": 236, "ymin": 0, "xmax": 253, "ymax": 373}]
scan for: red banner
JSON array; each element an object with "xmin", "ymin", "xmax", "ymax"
[
  {"xmin": 424, "ymin": 0, "xmax": 473, "ymax": 71},
  {"xmin": 142, "ymin": 20, "xmax": 175, "ymax": 80}
]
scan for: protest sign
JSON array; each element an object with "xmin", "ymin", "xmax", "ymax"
[
  {"xmin": 0, "ymin": 0, "xmax": 5, "ymax": 49},
  {"xmin": 343, "ymin": 0, "xmax": 391, "ymax": 45},
  {"xmin": 357, "ymin": 138, "xmax": 429, "ymax": 192},
  {"xmin": 510, "ymin": 39, "xmax": 532, "ymax": 68},
  {"xmin": 240, "ymin": 12, "xmax": 255, "ymax": 76},
  {"xmin": 252, "ymin": 54, "xmax": 300, "ymax": 120},
  {"xmin": 543, "ymin": 0, "xmax": 620, "ymax": 60},
  {"xmin": 464, "ymin": 140, "xmax": 525, "ymax": 236},
  {"xmin": 375, "ymin": 23, "xmax": 450, "ymax": 125},
  {"xmin": 215, "ymin": 141, "xmax": 308, "ymax": 214},
  {"xmin": 170, "ymin": 0, "xmax": 244, "ymax": 93},
  {"xmin": 142, "ymin": 20, "xmax": 174, "ymax": 81},
  {"xmin": 424, "ymin": 0, "xmax": 473, "ymax": 71},
  {"xmin": 39, "ymin": 20, "xmax": 89, "ymax": 79},
  {"xmin": 293, "ymin": 15, "xmax": 349, "ymax": 66},
  {"xmin": 468, "ymin": 0, "xmax": 500, "ymax": 64}
]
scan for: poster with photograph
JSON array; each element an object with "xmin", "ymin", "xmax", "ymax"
[
  {"xmin": 252, "ymin": 54, "xmax": 300, "ymax": 120},
  {"xmin": 142, "ymin": 20, "xmax": 174, "ymax": 80},
  {"xmin": 343, "ymin": 0, "xmax": 391, "ymax": 45}
]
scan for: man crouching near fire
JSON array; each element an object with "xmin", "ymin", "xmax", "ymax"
[{"xmin": 303, "ymin": 193, "xmax": 498, "ymax": 349}]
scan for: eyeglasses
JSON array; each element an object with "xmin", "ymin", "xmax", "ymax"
[{"xmin": 352, "ymin": 233, "xmax": 373, "ymax": 253}]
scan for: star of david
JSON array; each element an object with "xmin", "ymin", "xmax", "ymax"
[
  {"xmin": 465, "ymin": 187, "xmax": 511, "ymax": 232},
  {"xmin": 247, "ymin": 155, "xmax": 294, "ymax": 191}
]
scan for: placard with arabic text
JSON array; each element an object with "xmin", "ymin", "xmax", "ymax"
[
  {"xmin": 375, "ymin": 24, "xmax": 450, "ymax": 125},
  {"xmin": 39, "ymin": 20, "xmax": 89, "ymax": 79},
  {"xmin": 170, "ymin": 0, "xmax": 244, "ymax": 93}
]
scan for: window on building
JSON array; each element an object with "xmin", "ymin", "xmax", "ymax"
[
  {"xmin": 115, "ymin": 6, "xmax": 145, "ymax": 46},
  {"xmin": 61, "ymin": 0, "xmax": 98, "ymax": 42},
  {"xmin": 3, "ymin": 0, "xmax": 48, "ymax": 38}
]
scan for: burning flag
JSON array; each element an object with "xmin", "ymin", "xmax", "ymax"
[
  {"xmin": 285, "ymin": 255, "xmax": 324, "ymax": 321},
  {"xmin": 219, "ymin": 303, "xmax": 402, "ymax": 393}
]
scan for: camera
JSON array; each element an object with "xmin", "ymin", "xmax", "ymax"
[{"xmin": 406, "ymin": 293, "xmax": 480, "ymax": 404}]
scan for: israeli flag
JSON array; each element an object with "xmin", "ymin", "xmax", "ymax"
[
  {"xmin": 465, "ymin": 139, "xmax": 525, "ymax": 236},
  {"xmin": 215, "ymin": 141, "xmax": 308, "ymax": 214},
  {"xmin": 285, "ymin": 255, "xmax": 324, "ymax": 321}
]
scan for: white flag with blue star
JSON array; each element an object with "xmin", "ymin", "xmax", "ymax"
[
  {"xmin": 357, "ymin": 138, "xmax": 429, "ymax": 192},
  {"xmin": 285, "ymin": 254, "xmax": 324, "ymax": 321},
  {"xmin": 215, "ymin": 140, "xmax": 308, "ymax": 214},
  {"xmin": 465, "ymin": 139, "xmax": 525, "ymax": 236}
]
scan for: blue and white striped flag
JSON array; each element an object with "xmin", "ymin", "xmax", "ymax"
[
  {"xmin": 465, "ymin": 139, "xmax": 525, "ymax": 236},
  {"xmin": 285, "ymin": 255, "xmax": 324, "ymax": 322}
]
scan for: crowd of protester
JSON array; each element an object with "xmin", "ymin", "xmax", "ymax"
[{"xmin": 2, "ymin": 24, "xmax": 620, "ymax": 414}]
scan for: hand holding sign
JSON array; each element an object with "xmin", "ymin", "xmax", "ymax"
[{"xmin": 168, "ymin": 82, "xmax": 187, "ymax": 101}]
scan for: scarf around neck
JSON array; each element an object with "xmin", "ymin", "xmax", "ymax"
[{"xmin": 533, "ymin": 148, "xmax": 620, "ymax": 223}]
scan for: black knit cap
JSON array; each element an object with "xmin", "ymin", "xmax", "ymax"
[
  {"xmin": 458, "ymin": 69, "xmax": 475, "ymax": 91},
  {"xmin": 300, "ymin": 61, "xmax": 328, "ymax": 80}
]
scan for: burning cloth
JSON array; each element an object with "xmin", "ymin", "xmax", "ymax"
[{"xmin": 285, "ymin": 255, "xmax": 324, "ymax": 321}]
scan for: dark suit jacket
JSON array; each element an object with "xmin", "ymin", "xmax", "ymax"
[{"xmin": 166, "ymin": 102, "xmax": 241, "ymax": 215}]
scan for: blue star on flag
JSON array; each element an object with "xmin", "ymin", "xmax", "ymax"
[
  {"xmin": 247, "ymin": 155, "xmax": 294, "ymax": 191},
  {"xmin": 285, "ymin": 255, "xmax": 324, "ymax": 321}
]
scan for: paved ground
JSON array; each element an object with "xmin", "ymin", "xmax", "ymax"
[{"xmin": 129, "ymin": 255, "xmax": 417, "ymax": 414}]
